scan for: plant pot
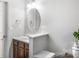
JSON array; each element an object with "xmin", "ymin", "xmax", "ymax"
[{"xmin": 73, "ymin": 40, "xmax": 79, "ymax": 48}]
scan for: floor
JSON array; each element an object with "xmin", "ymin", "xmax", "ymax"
[{"xmin": 54, "ymin": 53, "xmax": 73, "ymax": 58}]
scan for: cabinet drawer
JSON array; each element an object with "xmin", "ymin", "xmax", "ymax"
[
  {"xmin": 13, "ymin": 39, "xmax": 18, "ymax": 45},
  {"xmin": 18, "ymin": 41, "xmax": 25, "ymax": 48}
]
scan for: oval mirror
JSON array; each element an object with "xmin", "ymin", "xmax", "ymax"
[{"xmin": 27, "ymin": 8, "xmax": 41, "ymax": 34}]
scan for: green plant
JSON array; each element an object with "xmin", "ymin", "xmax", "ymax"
[{"xmin": 73, "ymin": 29, "xmax": 79, "ymax": 41}]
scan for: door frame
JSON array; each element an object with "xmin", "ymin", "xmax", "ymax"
[{"xmin": 0, "ymin": 1, "xmax": 8, "ymax": 58}]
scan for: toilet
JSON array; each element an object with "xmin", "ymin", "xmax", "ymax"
[{"xmin": 33, "ymin": 50, "xmax": 55, "ymax": 58}]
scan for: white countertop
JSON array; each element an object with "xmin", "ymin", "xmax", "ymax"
[
  {"xmin": 13, "ymin": 36, "xmax": 29, "ymax": 43},
  {"xmin": 13, "ymin": 32, "xmax": 49, "ymax": 43},
  {"xmin": 27, "ymin": 32, "xmax": 49, "ymax": 38}
]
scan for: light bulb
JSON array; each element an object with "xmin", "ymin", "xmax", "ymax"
[{"xmin": 27, "ymin": 2, "xmax": 36, "ymax": 9}]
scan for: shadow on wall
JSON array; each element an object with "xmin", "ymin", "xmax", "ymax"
[
  {"xmin": 48, "ymin": 35, "xmax": 64, "ymax": 55},
  {"xmin": 9, "ymin": 41, "xmax": 13, "ymax": 58}
]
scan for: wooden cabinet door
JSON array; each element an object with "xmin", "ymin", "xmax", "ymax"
[
  {"xmin": 25, "ymin": 43, "xmax": 29, "ymax": 58},
  {"xmin": 13, "ymin": 45, "xmax": 18, "ymax": 58},
  {"xmin": 13, "ymin": 39, "xmax": 18, "ymax": 58},
  {"xmin": 13, "ymin": 39, "xmax": 29, "ymax": 58},
  {"xmin": 17, "ymin": 41, "xmax": 25, "ymax": 58},
  {"xmin": 17, "ymin": 47, "xmax": 25, "ymax": 58},
  {"xmin": 25, "ymin": 49, "xmax": 29, "ymax": 58}
]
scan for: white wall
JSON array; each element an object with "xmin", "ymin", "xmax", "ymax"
[
  {"xmin": 34, "ymin": 0, "xmax": 79, "ymax": 55},
  {"xmin": 3, "ymin": 0, "xmax": 79, "ymax": 57}
]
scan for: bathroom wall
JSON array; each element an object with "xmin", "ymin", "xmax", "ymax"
[
  {"xmin": 3, "ymin": 0, "xmax": 79, "ymax": 57},
  {"xmin": 34, "ymin": 0, "xmax": 79, "ymax": 55},
  {"xmin": 3, "ymin": 0, "xmax": 25, "ymax": 57}
]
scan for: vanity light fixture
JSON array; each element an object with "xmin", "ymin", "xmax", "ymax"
[
  {"xmin": 26, "ymin": 0, "xmax": 42, "ymax": 10},
  {"xmin": 27, "ymin": 0, "xmax": 36, "ymax": 9}
]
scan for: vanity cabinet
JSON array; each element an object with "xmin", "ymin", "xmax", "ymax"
[{"xmin": 13, "ymin": 39, "xmax": 29, "ymax": 58}]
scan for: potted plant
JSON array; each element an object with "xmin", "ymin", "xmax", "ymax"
[{"xmin": 73, "ymin": 29, "xmax": 79, "ymax": 48}]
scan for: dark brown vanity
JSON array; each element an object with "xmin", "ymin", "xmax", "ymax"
[
  {"xmin": 11, "ymin": 33, "xmax": 49, "ymax": 58},
  {"xmin": 13, "ymin": 39, "xmax": 29, "ymax": 58}
]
